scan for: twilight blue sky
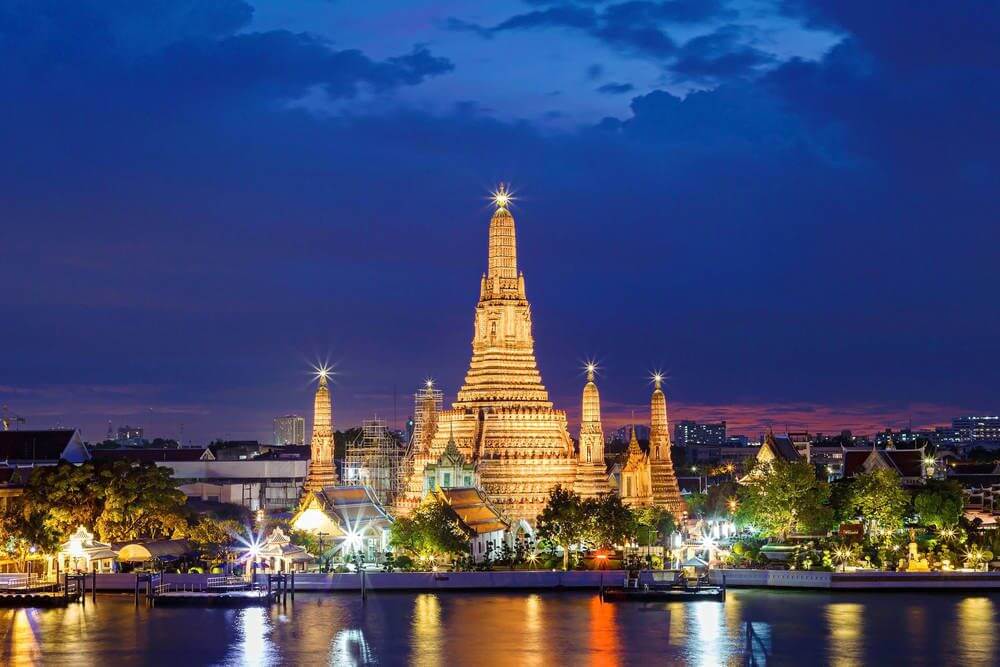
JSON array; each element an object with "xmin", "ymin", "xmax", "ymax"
[{"xmin": 2, "ymin": 1, "xmax": 998, "ymax": 442}]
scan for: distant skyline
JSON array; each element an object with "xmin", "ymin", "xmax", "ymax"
[{"xmin": 4, "ymin": 1, "xmax": 998, "ymax": 443}]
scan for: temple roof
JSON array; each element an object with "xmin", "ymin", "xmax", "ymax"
[{"xmin": 436, "ymin": 486, "xmax": 510, "ymax": 534}]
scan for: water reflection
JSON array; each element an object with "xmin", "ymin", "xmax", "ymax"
[
  {"xmin": 411, "ymin": 594, "xmax": 442, "ymax": 667},
  {"xmin": 332, "ymin": 628, "xmax": 375, "ymax": 666},
  {"xmin": 587, "ymin": 596, "xmax": 618, "ymax": 665},
  {"xmin": 958, "ymin": 597, "xmax": 994, "ymax": 666},
  {"xmin": 522, "ymin": 594, "xmax": 545, "ymax": 667},
  {"xmin": 827, "ymin": 603, "xmax": 864, "ymax": 667},
  {"xmin": 227, "ymin": 607, "xmax": 276, "ymax": 667},
  {"xmin": 692, "ymin": 601, "xmax": 725, "ymax": 667}
]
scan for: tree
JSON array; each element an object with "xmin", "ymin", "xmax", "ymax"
[
  {"xmin": 635, "ymin": 506, "xmax": 676, "ymax": 548},
  {"xmin": 914, "ymin": 480, "xmax": 964, "ymax": 529},
  {"xmin": 584, "ymin": 493, "xmax": 637, "ymax": 549},
  {"xmin": 846, "ymin": 469, "xmax": 910, "ymax": 537},
  {"xmin": 184, "ymin": 516, "xmax": 241, "ymax": 563},
  {"xmin": 95, "ymin": 461, "xmax": 188, "ymax": 541},
  {"xmin": 737, "ymin": 459, "xmax": 833, "ymax": 540},
  {"xmin": 389, "ymin": 497, "xmax": 469, "ymax": 565},
  {"xmin": 21, "ymin": 462, "xmax": 104, "ymax": 538},
  {"xmin": 535, "ymin": 485, "xmax": 588, "ymax": 570}
]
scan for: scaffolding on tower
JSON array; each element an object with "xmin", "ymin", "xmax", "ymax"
[
  {"xmin": 342, "ymin": 418, "xmax": 406, "ymax": 507},
  {"xmin": 395, "ymin": 384, "xmax": 444, "ymax": 500}
]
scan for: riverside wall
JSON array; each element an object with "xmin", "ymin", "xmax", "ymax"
[{"xmin": 76, "ymin": 570, "xmax": 1000, "ymax": 593}]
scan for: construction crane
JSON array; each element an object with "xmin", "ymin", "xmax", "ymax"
[{"xmin": 1, "ymin": 405, "xmax": 26, "ymax": 431}]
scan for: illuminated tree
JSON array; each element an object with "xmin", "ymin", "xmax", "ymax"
[
  {"xmin": 913, "ymin": 480, "xmax": 964, "ymax": 529},
  {"xmin": 584, "ymin": 493, "xmax": 637, "ymax": 548},
  {"xmin": 95, "ymin": 461, "xmax": 188, "ymax": 541},
  {"xmin": 390, "ymin": 497, "xmax": 468, "ymax": 566},
  {"xmin": 846, "ymin": 469, "xmax": 910, "ymax": 536},
  {"xmin": 535, "ymin": 485, "xmax": 588, "ymax": 570},
  {"xmin": 736, "ymin": 459, "xmax": 833, "ymax": 540}
]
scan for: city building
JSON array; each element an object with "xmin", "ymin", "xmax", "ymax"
[
  {"xmin": 954, "ymin": 416, "xmax": 1000, "ymax": 443},
  {"xmin": 273, "ymin": 415, "xmax": 306, "ymax": 446},
  {"xmin": 116, "ymin": 425, "xmax": 144, "ymax": 445},
  {"xmin": 673, "ymin": 420, "xmax": 727, "ymax": 448}
]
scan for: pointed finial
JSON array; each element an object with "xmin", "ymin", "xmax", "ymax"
[
  {"xmin": 491, "ymin": 183, "xmax": 513, "ymax": 210},
  {"xmin": 313, "ymin": 364, "xmax": 332, "ymax": 386},
  {"xmin": 651, "ymin": 371, "xmax": 663, "ymax": 390}
]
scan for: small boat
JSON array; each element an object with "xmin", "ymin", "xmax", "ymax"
[
  {"xmin": 600, "ymin": 570, "xmax": 726, "ymax": 602},
  {"xmin": 601, "ymin": 585, "xmax": 725, "ymax": 602}
]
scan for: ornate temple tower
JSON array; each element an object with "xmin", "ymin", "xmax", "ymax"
[
  {"xmin": 649, "ymin": 375, "xmax": 684, "ymax": 515},
  {"xmin": 303, "ymin": 369, "xmax": 338, "ymax": 494},
  {"xmin": 574, "ymin": 364, "xmax": 612, "ymax": 496},
  {"xmin": 397, "ymin": 186, "xmax": 587, "ymax": 524},
  {"xmin": 619, "ymin": 426, "xmax": 653, "ymax": 506}
]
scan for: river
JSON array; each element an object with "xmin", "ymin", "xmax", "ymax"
[{"xmin": 1, "ymin": 590, "xmax": 997, "ymax": 665}]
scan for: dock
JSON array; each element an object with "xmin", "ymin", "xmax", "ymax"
[
  {"xmin": 0, "ymin": 573, "xmax": 88, "ymax": 607},
  {"xmin": 146, "ymin": 574, "xmax": 289, "ymax": 607}
]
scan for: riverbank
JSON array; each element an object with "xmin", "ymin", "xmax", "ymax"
[{"xmin": 67, "ymin": 569, "xmax": 1000, "ymax": 593}]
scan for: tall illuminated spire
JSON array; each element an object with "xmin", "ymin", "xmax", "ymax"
[
  {"xmin": 579, "ymin": 362, "xmax": 604, "ymax": 465},
  {"xmin": 487, "ymin": 183, "xmax": 518, "ymax": 282},
  {"xmin": 303, "ymin": 365, "xmax": 337, "ymax": 495},
  {"xmin": 649, "ymin": 372, "xmax": 683, "ymax": 515}
]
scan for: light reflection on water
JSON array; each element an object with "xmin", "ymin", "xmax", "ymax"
[
  {"xmin": 958, "ymin": 597, "xmax": 995, "ymax": 667},
  {"xmin": 0, "ymin": 590, "xmax": 997, "ymax": 665}
]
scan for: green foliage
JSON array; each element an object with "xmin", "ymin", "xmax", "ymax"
[
  {"xmin": 390, "ymin": 497, "xmax": 469, "ymax": 564},
  {"xmin": 846, "ymin": 469, "xmax": 910, "ymax": 536},
  {"xmin": 583, "ymin": 493, "xmax": 637, "ymax": 548},
  {"xmin": 183, "ymin": 516, "xmax": 241, "ymax": 562},
  {"xmin": 535, "ymin": 485, "xmax": 589, "ymax": 570},
  {"xmin": 3, "ymin": 460, "xmax": 189, "ymax": 548},
  {"xmin": 913, "ymin": 480, "xmax": 964, "ymax": 529},
  {"xmin": 634, "ymin": 506, "xmax": 676, "ymax": 547},
  {"xmin": 684, "ymin": 492, "xmax": 708, "ymax": 519},
  {"xmin": 95, "ymin": 461, "xmax": 188, "ymax": 541},
  {"xmin": 736, "ymin": 459, "xmax": 833, "ymax": 539}
]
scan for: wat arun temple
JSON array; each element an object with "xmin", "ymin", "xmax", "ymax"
[
  {"xmin": 301, "ymin": 186, "xmax": 683, "ymax": 525},
  {"xmin": 386, "ymin": 187, "xmax": 685, "ymax": 523}
]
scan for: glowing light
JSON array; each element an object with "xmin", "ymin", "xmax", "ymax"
[
  {"xmin": 491, "ymin": 183, "xmax": 513, "ymax": 210},
  {"xmin": 292, "ymin": 508, "xmax": 326, "ymax": 532},
  {"xmin": 313, "ymin": 364, "xmax": 332, "ymax": 383}
]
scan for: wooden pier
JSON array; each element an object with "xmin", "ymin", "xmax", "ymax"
[{"xmin": 0, "ymin": 573, "xmax": 88, "ymax": 607}]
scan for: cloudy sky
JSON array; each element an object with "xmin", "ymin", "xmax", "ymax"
[{"xmin": 3, "ymin": 1, "xmax": 998, "ymax": 442}]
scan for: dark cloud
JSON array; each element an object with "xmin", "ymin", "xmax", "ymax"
[
  {"xmin": 597, "ymin": 82, "xmax": 634, "ymax": 94},
  {"xmin": 671, "ymin": 25, "xmax": 775, "ymax": 83},
  {"xmin": 2, "ymin": 0, "xmax": 998, "ymax": 440}
]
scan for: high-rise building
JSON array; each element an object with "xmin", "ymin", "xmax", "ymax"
[
  {"xmin": 673, "ymin": 420, "xmax": 726, "ymax": 448},
  {"xmin": 273, "ymin": 415, "xmax": 305, "ymax": 446},
  {"xmin": 953, "ymin": 416, "xmax": 1000, "ymax": 443}
]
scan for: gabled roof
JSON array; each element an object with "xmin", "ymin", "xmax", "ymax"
[
  {"xmin": 760, "ymin": 432, "xmax": 802, "ymax": 463},
  {"xmin": 90, "ymin": 448, "xmax": 212, "ymax": 463},
  {"xmin": 0, "ymin": 430, "xmax": 88, "ymax": 463},
  {"xmin": 318, "ymin": 485, "xmax": 394, "ymax": 524},
  {"xmin": 435, "ymin": 487, "xmax": 509, "ymax": 534},
  {"xmin": 842, "ymin": 447, "xmax": 924, "ymax": 480}
]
